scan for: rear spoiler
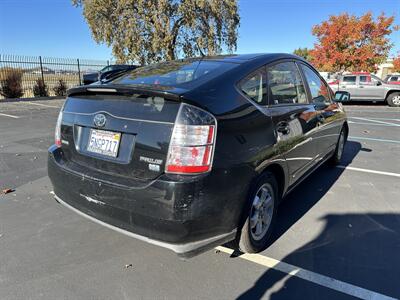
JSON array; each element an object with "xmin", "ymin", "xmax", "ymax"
[{"xmin": 67, "ymin": 84, "xmax": 184, "ymax": 101}]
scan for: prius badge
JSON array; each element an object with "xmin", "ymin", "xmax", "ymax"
[{"xmin": 94, "ymin": 113, "xmax": 107, "ymax": 127}]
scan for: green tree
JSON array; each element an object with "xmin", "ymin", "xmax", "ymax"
[
  {"xmin": 72, "ymin": 0, "xmax": 240, "ymax": 64},
  {"xmin": 293, "ymin": 47, "xmax": 311, "ymax": 61}
]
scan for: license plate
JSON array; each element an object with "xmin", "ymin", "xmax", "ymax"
[{"xmin": 87, "ymin": 129, "xmax": 121, "ymax": 157}]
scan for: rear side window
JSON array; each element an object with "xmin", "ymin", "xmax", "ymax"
[
  {"xmin": 112, "ymin": 60, "xmax": 236, "ymax": 88},
  {"xmin": 359, "ymin": 75, "xmax": 371, "ymax": 83},
  {"xmin": 390, "ymin": 76, "xmax": 399, "ymax": 81},
  {"xmin": 239, "ymin": 68, "xmax": 266, "ymax": 104},
  {"xmin": 300, "ymin": 64, "xmax": 332, "ymax": 103},
  {"xmin": 267, "ymin": 62, "xmax": 307, "ymax": 105},
  {"xmin": 342, "ymin": 76, "xmax": 356, "ymax": 83}
]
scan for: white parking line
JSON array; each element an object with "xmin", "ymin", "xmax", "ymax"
[
  {"xmin": 25, "ymin": 101, "xmax": 59, "ymax": 108},
  {"xmin": 348, "ymin": 136, "xmax": 400, "ymax": 144},
  {"xmin": 346, "ymin": 110, "xmax": 400, "ymax": 114},
  {"xmin": 215, "ymin": 246, "xmax": 396, "ymax": 300},
  {"xmin": 359, "ymin": 117, "xmax": 400, "ymax": 121},
  {"xmin": 350, "ymin": 117, "xmax": 400, "ymax": 127},
  {"xmin": 337, "ymin": 165, "xmax": 400, "ymax": 178},
  {"xmin": 348, "ymin": 121, "xmax": 398, "ymax": 127},
  {"xmin": 0, "ymin": 112, "xmax": 20, "ymax": 119}
]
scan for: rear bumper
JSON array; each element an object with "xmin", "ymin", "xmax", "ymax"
[
  {"xmin": 54, "ymin": 194, "xmax": 236, "ymax": 257},
  {"xmin": 48, "ymin": 145, "xmax": 250, "ymax": 257}
]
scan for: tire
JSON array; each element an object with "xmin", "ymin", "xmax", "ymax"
[
  {"xmin": 329, "ymin": 127, "xmax": 347, "ymax": 166},
  {"xmin": 238, "ymin": 172, "xmax": 279, "ymax": 253},
  {"xmin": 387, "ymin": 92, "xmax": 400, "ymax": 107}
]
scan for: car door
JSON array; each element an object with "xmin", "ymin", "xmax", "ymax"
[
  {"xmin": 265, "ymin": 61, "xmax": 320, "ymax": 184},
  {"xmin": 339, "ymin": 75, "xmax": 359, "ymax": 99},
  {"xmin": 358, "ymin": 75, "xmax": 385, "ymax": 100},
  {"xmin": 298, "ymin": 62, "xmax": 345, "ymax": 158}
]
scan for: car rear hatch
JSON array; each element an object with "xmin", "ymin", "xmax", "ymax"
[{"xmin": 59, "ymin": 85, "xmax": 184, "ymax": 183}]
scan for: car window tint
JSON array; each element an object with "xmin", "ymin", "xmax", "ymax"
[
  {"xmin": 359, "ymin": 76, "xmax": 370, "ymax": 82},
  {"xmin": 267, "ymin": 62, "xmax": 307, "ymax": 105},
  {"xmin": 113, "ymin": 60, "xmax": 236, "ymax": 88},
  {"xmin": 239, "ymin": 68, "xmax": 266, "ymax": 104},
  {"xmin": 101, "ymin": 66, "xmax": 112, "ymax": 72},
  {"xmin": 300, "ymin": 64, "xmax": 331, "ymax": 104},
  {"xmin": 390, "ymin": 76, "xmax": 399, "ymax": 81},
  {"xmin": 342, "ymin": 76, "xmax": 356, "ymax": 83}
]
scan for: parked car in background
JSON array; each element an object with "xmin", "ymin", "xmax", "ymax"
[
  {"xmin": 383, "ymin": 74, "xmax": 400, "ymax": 85},
  {"xmin": 330, "ymin": 72, "xmax": 400, "ymax": 107},
  {"xmin": 49, "ymin": 54, "xmax": 348, "ymax": 258},
  {"xmin": 83, "ymin": 64, "xmax": 139, "ymax": 85}
]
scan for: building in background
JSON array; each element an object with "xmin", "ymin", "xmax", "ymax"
[{"xmin": 375, "ymin": 58, "xmax": 394, "ymax": 79}]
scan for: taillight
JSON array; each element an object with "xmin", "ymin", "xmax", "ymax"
[
  {"xmin": 54, "ymin": 108, "xmax": 63, "ymax": 147},
  {"xmin": 166, "ymin": 103, "xmax": 217, "ymax": 174}
]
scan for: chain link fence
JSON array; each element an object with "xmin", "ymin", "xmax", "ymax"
[{"xmin": 0, "ymin": 54, "xmax": 111, "ymax": 99}]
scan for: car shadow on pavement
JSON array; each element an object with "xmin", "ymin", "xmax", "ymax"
[
  {"xmin": 227, "ymin": 140, "xmax": 362, "ymax": 254},
  {"xmin": 268, "ymin": 140, "xmax": 362, "ymax": 247},
  {"xmin": 236, "ymin": 212, "xmax": 400, "ymax": 300},
  {"xmin": 225, "ymin": 141, "xmax": 400, "ymax": 299}
]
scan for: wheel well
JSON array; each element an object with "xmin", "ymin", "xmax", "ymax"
[
  {"xmin": 236, "ymin": 163, "xmax": 286, "ymax": 234},
  {"xmin": 385, "ymin": 90, "xmax": 400, "ymax": 101},
  {"xmin": 262, "ymin": 164, "xmax": 285, "ymax": 200}
]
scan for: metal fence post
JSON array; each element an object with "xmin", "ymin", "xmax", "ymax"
[
  {"xmin": 39, "ymin": 56, "xmax": 45, "ymax": 83},
  {"xmin": 77, "ymin": 58, "xmax": 82, "ymax": 85},
  {"xmin": 0, "ymin": 54, "xmax": 111, "ymax": 99}
]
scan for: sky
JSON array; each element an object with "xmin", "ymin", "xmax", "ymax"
[{"xmin": 0, "ymin": 0, "xmax": 399, "ymax": 61}]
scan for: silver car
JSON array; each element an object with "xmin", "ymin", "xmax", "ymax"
[{"xmin": 330, "ymin": 73, "xmax": 400, "ymax": 107}]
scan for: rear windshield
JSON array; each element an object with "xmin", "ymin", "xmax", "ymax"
[{"xmin": 111, "ymin": 59, "xmax": 237, "ymax": 88}]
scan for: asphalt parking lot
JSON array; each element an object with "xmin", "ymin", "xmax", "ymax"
[{"xmin": 0, "ymin": 99, "xmax": 399, "ymax": 300}]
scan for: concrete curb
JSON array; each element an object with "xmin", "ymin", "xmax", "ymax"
[{"xmin": 0, "ymin": 96, "xmax": 66, "ymax": 103}]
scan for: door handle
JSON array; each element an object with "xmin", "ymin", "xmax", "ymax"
[
  {"xmin": 359, "ymin": 86, "xmax": 364, "ymax": 88},
  {"xmin": 276, "ymin": 122, "xmax": 290, "ymax": 135}
]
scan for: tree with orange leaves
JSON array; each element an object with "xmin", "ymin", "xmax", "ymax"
[{"xmin": 310, "ymin": 13, "xmax": 398, "ymax": 73}]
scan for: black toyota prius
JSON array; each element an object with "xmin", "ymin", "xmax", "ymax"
[{"xmin": 48, "ymin": 53, "xmax": 348, "ymax": 257}]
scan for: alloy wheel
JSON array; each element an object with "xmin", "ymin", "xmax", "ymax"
[
  {"xmin": 392, "ymin": 95, "xmax": 400, "ymax": 106},
  {"xmin": 250, "ymin": 184, "xmax": 274, "ymax": 241}
]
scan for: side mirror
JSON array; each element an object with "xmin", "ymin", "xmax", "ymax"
[
  {"xmin": 376, "ymin": 81, "xmax": 382, "ymax": 86},
  {"xmin": 334, "ymin": 91, "xmax": 350, "ymax": 102}
]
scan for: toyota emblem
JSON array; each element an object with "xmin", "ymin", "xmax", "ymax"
[{"xmin": 93, "ymin": 113, "xmax": 107, "ymax": 127}]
